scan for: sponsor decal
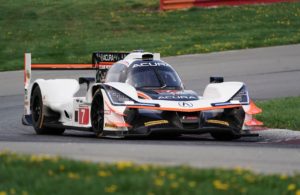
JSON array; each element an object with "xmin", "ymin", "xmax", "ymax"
[
  {"xmin": 94, "ymin": 53, "xmax": 128, "ymax": 62},
  {"xmin": 206, "ymin": 119, "xmax": 229, "ymax": 126},
  {"xmin": 182, "ymin": 116, "xmax": 198, "ymax": 120},
  {"xmin": 154, "ymin": 90, "xmax": 179, "ymax": 93},
  {"xmin": 132, "ymin": 62, "xmax": 170, "ymax": 68},
  {"xmin": 144, "ymin": 120, "xmax": 169, "ymax": 127},
  {"xmin": 178, "ymin": 102, "xmax": 193, "ymax": 107},
  {"xmin": 98, "ymin": 65, "xmax": 113, "ymax": 70},
  {"xmin": 79, "ymin": 107, "xmax": 89, "ymax": 125},
  {"xmin": 158, "ymin": 95, "xmax": 197, "ymax": 100},
  {"xmin": 26, "ymin": 70, "xmax": 30, "ymax": 80}
]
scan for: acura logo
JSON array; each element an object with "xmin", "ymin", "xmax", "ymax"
[{"xmin": 178, "ymin": 102, "xmax": 193, "ymax": 107}]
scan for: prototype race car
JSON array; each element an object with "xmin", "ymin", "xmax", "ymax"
[{"xmin": 22, "ymin": 51, "xmax": 263, "ymax": 140}]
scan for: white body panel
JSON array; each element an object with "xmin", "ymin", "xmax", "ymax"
[
  {"xmin": 34, "ymin": 79, "xmax": 80, "ymax": 122},
  {"xmin": 203, "ymin": 82, "xmax": 244, "ymax": 102}
]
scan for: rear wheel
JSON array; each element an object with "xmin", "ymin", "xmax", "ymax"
[
  {"xmin": 31, "ymin": 86, "xmax": 65, "ymax": 135},
  {"xmin": 91, "ymin": 90, "xmax": 104, "ymax": 136}
]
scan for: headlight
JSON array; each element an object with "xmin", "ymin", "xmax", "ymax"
[
  {"xmin": 106, "ymin": 86, "xmax": 133, "ymax": 104},
  {"xmin": 230, "ymin": 85, "xmax": 249, "ymax": 104}
]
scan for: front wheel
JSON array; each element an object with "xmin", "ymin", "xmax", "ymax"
[
  {"xmin": 209, "ymin": 108, "xmax": 245, "ymax": 141},
  {"xmin": 31, "ymin": 86, "xmax": 65, "ymax": 135},
  {"xmin": 91, "ymin": 90, "xmax": 104, "ymax": 137}
]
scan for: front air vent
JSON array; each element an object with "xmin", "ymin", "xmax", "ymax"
[{"xmin": 142, "ymin": 54, "xmax": 153, "ymax": 61}]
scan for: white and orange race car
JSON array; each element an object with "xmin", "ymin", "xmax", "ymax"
[{"xmin": 22, "ymin": 51, "xmax": 262, "ymax": 140}]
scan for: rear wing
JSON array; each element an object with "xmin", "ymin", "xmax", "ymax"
[
  {"xmin": 92, "ymin": 52, "xmax": 129, "ymax": 68},
  {"xmin": 26, "ymin": 52, "xmax": 129, "ymax": 70},
  {"xmin": 24, "ymin": 51, "xmax": 130, "ymax": 85}
]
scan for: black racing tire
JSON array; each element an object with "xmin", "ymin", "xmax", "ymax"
[
  {"xmin": 209, "ymin": 108, "xmax": 244, "ymax": 141},
  {"xmin": 91, "ymin": 89, "xmax": 104, "ymax": 137},
  {"xmin": 31, "ymin": 86, "xmax": 65, "ymax": 135}
]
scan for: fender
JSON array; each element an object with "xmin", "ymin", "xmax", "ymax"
[
  {"xmin": 203, "ymin": 82, "xmax": 245, "ymax": 103},
  {"xmin": 32, "ymin": 79, "xmax": 79, "ymax": 121}
]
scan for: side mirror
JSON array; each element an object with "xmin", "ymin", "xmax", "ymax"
[{"xmin": 79, "ymin": 77, "xmax": 96, "ymax": 90}]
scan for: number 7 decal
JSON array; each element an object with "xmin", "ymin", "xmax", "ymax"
[{"xmin": 79, "ymin": 107, "xmax": 89, "ymax": 125}]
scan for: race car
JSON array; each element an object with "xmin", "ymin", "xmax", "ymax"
[{"xmin": 22, "ymin": 51, "xmax": 263, "ymax": 140}]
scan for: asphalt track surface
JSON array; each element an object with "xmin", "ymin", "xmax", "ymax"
[{"xmin": 0, "ymin": 44, "xmax": 300, "ymax": 174}]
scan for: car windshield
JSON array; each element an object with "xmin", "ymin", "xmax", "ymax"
[{"xmin": 126, "ymin": 61, "xmax": 183, "ymax": 89}]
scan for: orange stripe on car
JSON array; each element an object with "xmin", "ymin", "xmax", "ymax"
[
  {"xmin": 31, "ymin": 62, "xmax": 114, "ymax": 69},
  {"xmin": 104, "ymin": 100, "xmax": 126, "ymax": 116},
  {"xmin": 32, "ymin": 64, "xmax": 94, "ymax": 69},
  {"xmin": 137, "ymin": 91, "xmax": 152, "ymax": 100},
  {"xmin": 105, "ymin": 122, "xmax": 131, "ymax": 128},
  {"xmin": 127, "ymin": 105, "xmax": 241, "ymax": 112}
]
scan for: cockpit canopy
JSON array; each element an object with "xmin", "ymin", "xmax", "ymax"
[{"xmin": 106, "ymin": 60, "xmax": 184, "ymax": 90}]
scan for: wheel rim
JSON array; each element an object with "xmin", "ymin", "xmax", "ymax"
[
  {"xmin": 32, "ymin": 96, "xmax": 41, "ymax": 123},
  {"xmin": 91, "ymin": 95, "xmax": 104, "ymax": 133}
]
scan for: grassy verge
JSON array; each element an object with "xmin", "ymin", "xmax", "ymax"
[
  {"xmin": 0, "ymin": 151, "xmax": 300, "ymax": 195},
  {"xmin": 1, "ymin": 1, "xmax": 300, "ymax": 71},
  {"xmin": 256, "ymin": 96, "xmax": 300, "ymax": 130}
]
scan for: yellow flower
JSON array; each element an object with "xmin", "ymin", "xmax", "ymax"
[
  {"xmin": 296, "ymin": 189, "xmax": 300, "ymax": 195},
  {"xmin": 83, "ymin": 160, "xmax": 91, "ymax": 164},
  {"xmin": 29, "ymin": 154, "xmax": 58, "ymax": 163},
  {"xmin": 188, "ymin": 181, "xmax": 197, "ymax": 188},
  {"xmin": 280, "ymin": 174, "xmax": 288, "ymax": 180},
  {"xmin": 0, "ymin": 150, "xmax": 11, "ymax": 157},
  {"xmin": 168, "ymin": 173, "xmax": 176, "ymax": 180},
  {"xmin": 105, "ymin": 185, "xmax": 117, "ymax": 193},
  {"xmin": 171, "ymin": 182, "xmax": 179, "ymax": 189},
  {"xmin": 22, "ymin": 191, "xmax": 28, "ymax": 195},
  {"xmin": 234, "ymin": 166, "xmax": 244, "ymax": 175},
  {"xmin": 59, "ymin": 165, "xmax": 65, "ymax": 172},
  {"xmin": 240, "ymin": 188, "xmax": 247, "ymax": 193},
  {"xmin": 0, "ymin": 191, "xmax": 7, "ymax": 195},
  {"xmin": 288, "ymin": 184, "xmax": 296, "ymax": 191},
  {"xmin": 147, "ymin": 192, "xmax": 155, "ymax": 195},
  {"xmin": 29, "ymin": 155, "xmax": 43, "ymax": 163},
  {"xmin": 98, "ymin": 163, "xmax": 106, "ymax": 168},
  {"xmin": 213, "ymin": 180, "xmax": 229, "ymax": 191},
  {"xmin": 244, "ymin": 174, "xmax": 256, "ymax": 183},
  {"xmin": 139, "ymin": 164, "xmax": 150, "ymax": 172},
  {"xmin": 48, "ymin": 170, "xmax": 54, "ymax": 176},
  {"xmin": 68, "ymin": 172, "xmax": 80, "ymax": 180},
  {"xmin": 154, "ymin": 178, "xmax": 164, "ymax": 187},
  {"xmin": 116, "ymin": 161, "xmax": 133, "ymax": 170},
  {"xmin": 159, "ymin": 170, "xmax": 166, "ymax": 177},
  {"xmin": 97, "ymin": 171, "xmax": 111, "ymax": 177},
  {"xmin": 10, "ymin": 188, "xmax": 16, "ymax": 195}
]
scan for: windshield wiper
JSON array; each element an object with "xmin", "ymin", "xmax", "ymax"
[{"xmin": 160, "ymin": 84, "xmax": 167, "ymax": 89}]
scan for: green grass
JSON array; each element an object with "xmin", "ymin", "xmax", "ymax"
[
  {"xmin": 256, "ymin": 96, "xmax": 300, "ymax": 130},
  {"xmin": 1, "ymin": 0, "xmax": 300, "ymax": 71},
  {"xmin": 0, "ymin": 151, "xmax": 300, "ymax": 195}
]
